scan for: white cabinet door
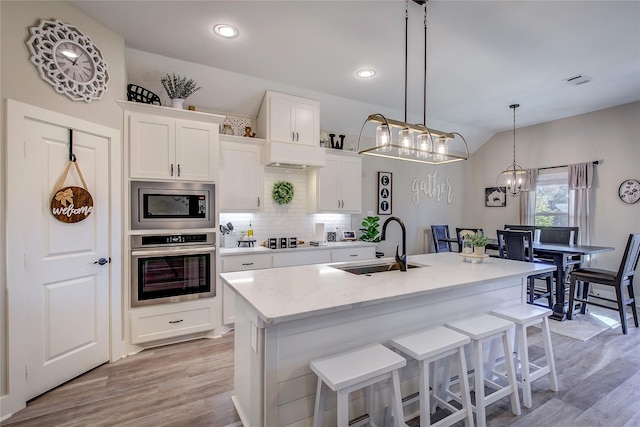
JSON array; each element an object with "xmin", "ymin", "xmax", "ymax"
[
  {"xmin": 272, "ymin": 250, "xmax": 331, "ymax": 267},
  {"xmin": 219, "ymin": 140, "xmax": 264, "ymax": 211},
  {"xmin": 129, "ymin": 113, "xmax": 175, "ymax": 179},
  {"xmin": 175, "ymin": 120, "xmax": 218, "ymax": 181},
  {"xmin": 269, "ymin": 96, "xmax": 296, "ymax": 144},
  {"xmin": 258, "ymin": 91, "xmax": 320, "ymax": 146},
  {"xmin": 308, "ymin": 153, "xmax": 362, "ymax": 213},
  {"xmin": 128, "ymin": 109, "xmax": 220, "ymax": 181}
]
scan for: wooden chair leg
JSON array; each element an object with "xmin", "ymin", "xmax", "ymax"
[
  {"xmin": 628, "ymin": 283, "xmax": 639, "ymax": 328},
  {"xmin": 546, "ymin": 276, "xmax": 554, "ymax": 309},
  {"xmin": 528, "ymin": 278, "xmax": 535, "ymax": 305},
  {"xmin": 568, "ymin": 276, "xmax": 577, "ymax": 320},
  {"xmin": 615, "ymin": 284, "xmax": 628, "ymax": 334},
  {"xmin": 580, "ymin": 282, "xmax": 591, "ymax": 314}
]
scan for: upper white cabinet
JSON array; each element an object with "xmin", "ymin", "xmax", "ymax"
[
  {"xmin": 219, "ymin": 136, "xmax": 264, "ymax": 211},
  {"xmin": 256, "ymin": 91, "xmax": 320, "ymax": 146},
  {"xmin": 120, "ymin": 101, "xmax": 224, "ymax": 181},
  {"xmin": 307, "ymin": 152, "xmax": 362, "ymax": 213}
]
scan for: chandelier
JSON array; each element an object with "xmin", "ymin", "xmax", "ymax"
[
  {"xmin": 357, "ymin": 0, "xmax": 468, "ymax": 165},
  {"xmin": 496, "ymin": 104, "xmax": 527, "ymax": 196}
]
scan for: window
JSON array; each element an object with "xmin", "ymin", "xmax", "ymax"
[{"xmin": 534, "ymin": 170, "xmax": 569, "ymax": 226}]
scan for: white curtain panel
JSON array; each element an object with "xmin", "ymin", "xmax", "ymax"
[
  {"xmin": 568, "ymin": 162, "xmax": 594, "ymax": 246},
  {"xmin": 519, "ymin": 168, "xmax": 539, "ymax": 225}
]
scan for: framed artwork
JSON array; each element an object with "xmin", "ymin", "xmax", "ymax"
[
  {"xmin": 485, "ymin": 187, "xmax": 507, "ymax": 207},
  {"xmin": 378, "ymin": 172, "xmax": 392, "ymax": 215}
]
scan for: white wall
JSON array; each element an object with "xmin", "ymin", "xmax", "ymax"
[
  {"xmin": 470, "ymin": 101, "xmax": 640, "ymax": 271},
  {"xmin": 1, "ymin": 0, "xmax": 126, "ymax": 411}
]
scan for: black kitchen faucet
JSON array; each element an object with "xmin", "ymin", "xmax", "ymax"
[{"xmin": 381, "ymin": 216, "xmax": 407, "ymax": 272}]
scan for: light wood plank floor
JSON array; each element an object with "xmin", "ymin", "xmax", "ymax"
[{"xmin": 4, "ymin": 323, "xmax": 640, "ymax": 426}]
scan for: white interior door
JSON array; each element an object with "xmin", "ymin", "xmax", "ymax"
[{"xmin": 22, "ymin": 119, "xmax": 110, "ymax": 399}]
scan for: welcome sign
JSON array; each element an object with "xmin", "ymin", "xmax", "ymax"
[{"xmin": 50, "ymin": 160, "xmax": 94, "ymax": 223}]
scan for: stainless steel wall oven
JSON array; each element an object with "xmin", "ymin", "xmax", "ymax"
[{"xmin": 131, "ymin": 232, "xmax": 216, "ymax": 307}]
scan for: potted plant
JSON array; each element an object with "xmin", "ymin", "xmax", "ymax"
[
  {"xmin": 468, "ymin": 230, "xmax": 490, "ymax": 255},
  {"xmin": 160, "ymin": 73, "xmax": 202, "ymax": 108},
  {"xmin": 359, "ymin": 216, "xmax": 381, "ymax": 243}
]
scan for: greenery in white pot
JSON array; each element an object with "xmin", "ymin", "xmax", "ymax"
[
  {"xmin": 160, "ymin": 73, "xmax": 201, "ymax": 100},
  {"xmin": 359, "ymin": 216, "xmax": 381, "ymax": 243}
]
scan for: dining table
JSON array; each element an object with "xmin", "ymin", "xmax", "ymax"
[{"xmin": 485, "ymin": 239, "xmax": 615, "ymax": 321}]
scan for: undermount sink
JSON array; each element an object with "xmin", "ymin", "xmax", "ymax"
[{"xmin": 331, "ymin": 262, "xmax": 424, "ymax": 275}]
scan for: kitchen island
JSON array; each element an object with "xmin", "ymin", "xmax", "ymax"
[{"xmin": 220, "ymin": 252, "xmax": 555, "ymax": 427}]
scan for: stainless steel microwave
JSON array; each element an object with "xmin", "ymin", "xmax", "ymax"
[{"xmin": 131, "ymin": 181, "xmax": 215, "ymax": 230}]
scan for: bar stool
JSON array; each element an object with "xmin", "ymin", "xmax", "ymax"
[
  {"xmin": 446, "ymin": 314, "xmax": 521, "ymax": 427},
  {"xmin": 490, "ymin": 305, "xmax": 559, "ymax": 408},
  {"xmin": 310, "ymin": 344, "xmax": 407, "ymax": 427},
  {"xmin": 390, "ymin": 326, "xmax": 474, "ymax": 427}
]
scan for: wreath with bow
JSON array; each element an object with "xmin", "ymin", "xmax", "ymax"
[{"xmin": 272, "ymin": 181, "xmax": 295, "ymax": 205}]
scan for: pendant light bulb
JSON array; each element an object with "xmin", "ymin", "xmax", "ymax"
[
  {"xmin": 376, "ymin": 124, "xmax": 392, "ymax": 152},
  {"xmin": 399, "ymin": 128, "xmax": 414, "ymax": 155}
]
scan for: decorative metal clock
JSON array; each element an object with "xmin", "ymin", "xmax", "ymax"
[
  {"xmin": 618, "ymin": 179, "xmax": 640, "ymax": 204},
  {"xmin": 26, "ymin": 19, "xmax": 109, "ymax": 102}
]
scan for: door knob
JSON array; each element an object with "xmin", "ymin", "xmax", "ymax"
[{"xmin": 94, "ymin": 257, "xmax": 111, "ymax": 265}]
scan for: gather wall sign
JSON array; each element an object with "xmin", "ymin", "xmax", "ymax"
[{"xmin": 411, "ymin": 169, "xmax": 454, "ymax": 204}]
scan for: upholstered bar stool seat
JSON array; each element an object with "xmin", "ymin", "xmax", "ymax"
[
  {"xmin": 310, "ymin": 344, "xmax": 408, "ymax": 427},
  {"xmin": 490, "ymin": 305, "xmax": 559, "ymax": 408},
  {"xmin": 390, "ymin": 325, "xmax": 474, "ymax": 427},
  {"xmin": 446, "ymin": 314, "xmax": 521, "ymax": 427}
]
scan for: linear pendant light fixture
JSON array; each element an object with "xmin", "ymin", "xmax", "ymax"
[
  {"xmin": 357, "ymin": 0, "xmax": 469, "ymax": 165},
  {"xmin": 496, "ymin": 103, "xmax": 527, "ymax": 196}
]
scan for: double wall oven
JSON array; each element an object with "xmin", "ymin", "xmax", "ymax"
[{"xmin": 130, "ymin": 181, "xmax": 216, "ymax": 307}]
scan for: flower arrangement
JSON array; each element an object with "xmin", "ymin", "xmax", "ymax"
[
  {"xmin": 468, "ymin": 230, "xmax": 490, "ymax": 247},
  {"xmin": 160, "ymin": 73, "xmax": 201, "ymax": 100},
  {"xmin": 272, "ymin": 181, "xmax": 295, "ymax": 205},
  {"xmin": 359, "ymin": 216, "xmax": 381, "ymax": 242},
  {"xmin": 320, "ymin": 131, "xmax": 329, "ymax": 147}
]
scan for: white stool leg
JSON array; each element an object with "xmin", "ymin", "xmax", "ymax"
[
  {"xmin": 366, "ymin": 385, "xmax": 375, "ymax": 424},
  {"xmin": 419, "ymin": 359, "xmax": 431, "ymax": 427},
  {"xmin": 501, "ymin": 331, "xmax": 521, "ymax": 416},
  {"xmin": 541, "ymin": 316, "xmax": 559, "ymax": 391},
  {"xmin": 518, "ymin": 323, "xmax": 532, "ymax": 408},
  {"xmin": 337, "ymin": 389, "xmax": 349, "ymax": 427},
  {"xmin": 390, "ymin": 370, "xmax": 406, "ymax": 427},
  {"xmin": 313, "ymin": 378, "xmax": 326, "ymax": 427},
  {"xmin": 473, "ymin": 339, "xmax": 486, "ymax": 427},
  {"xmin": 457, "ymin": 345, "xmax": 475, "ymax": 427}
]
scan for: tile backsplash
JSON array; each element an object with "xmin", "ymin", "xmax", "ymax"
[{"xmin": 219, "ymin": 168, "xmax": 353, "ymax": 248}]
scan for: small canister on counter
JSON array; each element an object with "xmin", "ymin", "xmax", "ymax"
[
  {"xmin": 268, "ymin": 238, "xmax": 277, "ymax": 249},
  {"xmin": 279, "ymin": 237, "xmax": 288, "ymax": 249},
  {"xmin": 289, "ymin": 237, "xmax": 297, "ymax": 248}
]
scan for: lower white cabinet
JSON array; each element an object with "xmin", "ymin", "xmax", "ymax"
[
  {"xmin": 222, "ymin": 253, "xmax": 272, "ymax": 324},
  {"xmin": 331, "ymin": 246, "xmax": 376, "ymax": 262},
  {"xmin": 130, "ymin": 299, "xmax": 215, "ymax": 344}
]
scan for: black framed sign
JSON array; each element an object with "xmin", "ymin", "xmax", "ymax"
[
  {"xmin": 378, "ymin": 172, "xmax": 392, "ymax": 215},
  {"xmin": 485, "ymin": 187, "xmax": 506, "ymax": 207}
]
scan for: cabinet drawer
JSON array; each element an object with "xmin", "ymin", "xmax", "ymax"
[
  {"xmin": 331, "ymin": 247, "xmax": 375, "ymax": 262},
  {"xmin": 222, "ymin": 254, "xmax": 272, "ymax": 272},
  {"xmin": 131, "ymin": 300, "xmax": 214, "ymax": 344},
  {"xmin": 272, "ymin": 250, "xmax": 331, "ymax": 268}
]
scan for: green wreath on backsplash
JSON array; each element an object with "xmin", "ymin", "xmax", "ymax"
[{"xmin": 272, "ymin": 181, "xmax": 295, "ymax": 205}]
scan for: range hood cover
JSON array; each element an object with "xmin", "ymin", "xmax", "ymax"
[{"xmin": 263, "ymin": 141, "xmax": 326, "ymax": 168}]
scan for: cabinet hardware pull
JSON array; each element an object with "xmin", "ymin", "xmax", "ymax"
[
  {"xmin": 292, "ymin": 131, "xmax": 295, "ymax": 142},
  {"xmin": 296, "ymin": 132, "xmax": 299, "ymax": 141},
  {"xmin": 177, "ymin": 164, "xmax": 181, "ymax": 176},
  {"xmin": 350, "ymin": 254, "xmax": 358, "ymax": 257},
  {"xmin": 169, "ymin": 319, "xmax": 184, "ymax": 324},
  {"xmin": 170, "ymin": 164, "xmax": 174, "ymax": 176},
  {"xmin": 242, "ymin": 262, "xmax": 254, "ymax": 266}
]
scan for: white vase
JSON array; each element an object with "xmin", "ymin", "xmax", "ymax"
[{"xmin": 171, "ymin": 98, "xmax": 184, "ymax": 109}]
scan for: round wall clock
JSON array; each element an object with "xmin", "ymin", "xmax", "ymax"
[
  {"xmin": 26, "ymin": 19, "xmax": 109, "ymax": 102},
  {"xmin": 618, "ymin": 179, "xmax": 640, "ymax": 204}
]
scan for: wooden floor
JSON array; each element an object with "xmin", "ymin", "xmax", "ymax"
[{"xmin": 4, "ymin": 322, "xmax": 640, "ymax": 427}]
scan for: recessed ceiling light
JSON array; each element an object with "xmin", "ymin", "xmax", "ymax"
[
  {"xmin": 356, "ymin": 69, "xmax": 376, "ymax": 78},
  {"xmin": 213, "ymin": 24, "xmax": 239, "ymax": 39}
]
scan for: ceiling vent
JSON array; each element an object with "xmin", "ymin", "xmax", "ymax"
[{"xmin": 564, "ymin": 74, "xmax": 592, "ymax": 86}]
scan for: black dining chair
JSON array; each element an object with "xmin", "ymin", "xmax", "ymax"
[
  {"xmin": 496, "ymin": 229, "xmax": 555, "ymax": 309},
  {"xmin": 538, "ymin": 226, "xmax": 579, "ymax": 245},
  {"xmin": 504, "ymin": 224, "xmax": 537, "ymax": 234},
  {"xmin": 568, "ymin": 233, "xmax": 640, "ymax": 334},
  {"xmin": 455, "ymin": 228, "xmax": 484, "ymax": 252},
  {"xmin": 431, "ymin": 225, "xmax": 452, "ymax": 253}
]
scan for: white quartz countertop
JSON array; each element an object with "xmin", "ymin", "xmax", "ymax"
[
  {"xmin": 219, "ymin": 241, "xmax": 377, "ymax": 256},
  {"xmin": 219, "ymin": 252, "xmax": 556, "ymax": 325}
]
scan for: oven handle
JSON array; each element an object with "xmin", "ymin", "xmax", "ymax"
[{"xmin": 131, "ymin": 246, "xmax": 216, "ymax": 257}]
